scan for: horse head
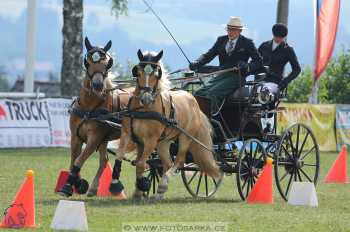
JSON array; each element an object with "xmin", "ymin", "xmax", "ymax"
[
  {"xmin": 83, "ymin": 37, "xmax": 114, "ymax": 94},
  {"xmin": 132, "ymin": 49, "xmax": 165, "ymax": 107}
]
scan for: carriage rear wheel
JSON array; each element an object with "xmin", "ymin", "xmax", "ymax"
[
  {"xmin": 274, "ymin": 123, "xmax": 320, "ymax": 201},
  {"xmin": 236, "ymin": 139, "xmax": 267, "ymax": 200},
  {"xmin": 181, "ymin": 152, "xmax": 223, "ymax": 198}
]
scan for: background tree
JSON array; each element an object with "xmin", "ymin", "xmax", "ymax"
[
  {"xmin": 61, "ymin": 0, "xmax": 128, "ymax": 97},
  {"xmin": 0, "ymin": 66, "xmax": 10, "ymax": 92},
  {"xmin": 60, "ymin": 0, "xmax": 83, "ymax": 97},
  {"xmin": 286, "ymin": 48, "xmax": 350, "ymax": 103},
  {"xmin": 323, "ymin": 48, "xmax": 350, "ymax": 104},
  {"xmin": 111, "ymin": 0, "xmax": 128, "ymax": 17},
  {"xmin": 285, "ymin": 67, "xmax": 313, "ymax": 103}
]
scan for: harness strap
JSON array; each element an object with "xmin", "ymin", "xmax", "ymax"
[
  {"xmin": 70, "ymin": 92, "xmax": 116, "ymax": 143},
  {"xmin": 127, "ymin": 110, "xmax": 214, "ymax": 153},
  {"xmin": 159, "ymin": 95, "xmax": 177, "ymax": 141},
  {"xmin": 127, "ymin": 97, "xmax": 143, "ymax": 146}
]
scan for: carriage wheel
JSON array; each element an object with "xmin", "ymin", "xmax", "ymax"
[
  {"xmin": 236, "ymin": 139, "xmax": 267, "ymax": 200},
  {"xmin": 181, "ymin": 153, "xmax": 223, "ymax": 198},
  {"xmin": 274, "ymin": 123, "xmax": 320, "ymax": 201}
]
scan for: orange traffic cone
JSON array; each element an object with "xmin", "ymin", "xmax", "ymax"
[
  {"xmin": 54, "ymin": 170, "xmax": 80, "ymax": 193},
  {"xmin": 0, "ymin": 170, "xmax": 35, "ymax": 229},
  {"xmin": 324, "ymin": 145, "xmax": 348, "ymax": 183},
  {"xmin": 54, "ymin": 170, "xmax": 69, "ymax": 193},
  {"xmin": 97, "ymin": 163, "xmax": 127, "ymax": 200},
  {"xmin": 247, "ymin": 158, "xmax": 273, "ymax": 204}
]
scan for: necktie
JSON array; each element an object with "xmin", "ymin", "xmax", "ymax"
[{"xmin": 226, "ymin": 40, "xmax": 235, "ymax": 55}]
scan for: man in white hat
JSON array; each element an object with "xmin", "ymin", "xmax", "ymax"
[{"xmin": 189, "ymin": 16, "xmax": 262, "ymax": 113}]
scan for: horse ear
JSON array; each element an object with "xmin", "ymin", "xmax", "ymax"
[
  {"xmin": 154, "ymin": 50, "xmax": 163, "ymax": 62},
  {"xmin": 132, "ymin": 65, "xmax": 139, "ymax": 77},
  {"xmin": 85, "ymin": 37, "xmax": 93, "ymax": 51},
  {"xmin": 137, "ymin": 49, "xmax": 143, "ymax": 61},
  {"xmin": 104, "ymin": 40, "xmax": 112, "ymax": 52},
  {"xmin": 106, "ymin": 56, "xmax": 113, "ymax": 70}
]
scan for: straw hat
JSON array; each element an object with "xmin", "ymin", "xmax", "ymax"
[{"xmin": 226, "ymin": 16, "xmax": 246, "ymax": 29}]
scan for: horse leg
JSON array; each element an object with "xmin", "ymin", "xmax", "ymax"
[
  {"xmin": 69, "ymin": 135, "xmax": 83, "ymax": 170},
  {"xmin": 87, "ymin": 142, "xmax": 108, "ymax": 197},
  {"xmin": 58, "ymin": 137, "xmax": 99, "ymax": 197},
  {"xmin": 133, "ymin": 140, "xmax": 158, "ymax": 200},
  {"xmin": 151, "ymin": 140, "xmax": 173, "ymax": 201},
  {"xmin": 154, "ymin": 135, "xmax": 191, "ymax": 201},
  {"xmin": 109, "ymin": 128, "xmax": 135, "ymax": 195}
]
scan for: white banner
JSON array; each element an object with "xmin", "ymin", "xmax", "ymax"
[{"xmin": 0, "ymin": 98, "xmax": 72, "ymax": 148}]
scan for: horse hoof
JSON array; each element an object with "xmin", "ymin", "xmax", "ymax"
[
  {"xmin": 58, "ymin": 184, "xmax": 73, "ymax": 197},
  {"xmin": 109, "ymin": 181, "xmax": 124, "ymax": 195},
  {"xmin": 132, "ymin": 191, "xmax": 147, "ymax": 201},
  {"xmin": 136, "ymin": 177, "xmax": 151, "ymax": 192},
  {"xmin": 149, "ymin": 194, "xmax": 164, "ymax": 202},
  {"xmin": 75, "ymin": 178, "xmax": 89, "ymax": 194},
  {"xmin": 87, "ymin": 189, "xmax": 97, "ymax": 197}
]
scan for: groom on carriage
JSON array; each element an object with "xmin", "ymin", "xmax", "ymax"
[{"xmin": 189, "ymin": 16, "xmax": 263, "ymax": 113}]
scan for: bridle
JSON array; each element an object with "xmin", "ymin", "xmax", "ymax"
[
  {"xmin": 82, "ymin": 48, "xmax": 114, "ymax": 97},
  {"xmin": 132, "ymin": 61, "xmax": 162, "ymax": 101}
]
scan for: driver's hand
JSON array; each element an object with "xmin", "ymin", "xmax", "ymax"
[{"xmin": 189, "ymin": 62, "xmax": 199, "ymax": 71}]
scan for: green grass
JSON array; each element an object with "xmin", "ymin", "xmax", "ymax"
[{"xmin": 0, "ymin": 148, "xmax": 349, "ymax": 232}]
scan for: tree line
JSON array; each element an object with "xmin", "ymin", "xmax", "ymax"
[{"xmin": 286, "ymin": 48, "xmax": 350, "ymax": 104}]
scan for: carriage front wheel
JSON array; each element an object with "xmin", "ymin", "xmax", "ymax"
[
  {"xmin": 236, "ymin": 139, "xmax": 267, "ymax": 200},
  {"xmin": 274, "ymin": 123, "xmax": 320, "ymax": 201}
]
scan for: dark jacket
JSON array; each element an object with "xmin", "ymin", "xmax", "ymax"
[
  {"xmin": 258, "ymin": 40, "xmax": 301, "ymax": 87},
  {"xmin": 195, "ymin": 35, "xmax": 263, "ymax": 76}
]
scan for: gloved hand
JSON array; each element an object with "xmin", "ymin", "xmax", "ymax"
[
  {"xmin": 189, "ymin": 62, "xmax": 200, "ymax": 71},
  {"xmin": 278, "ymin": 79, "xmax": 288, "ymax": 90},
  {"xmin": 237, "ymin": 61, "xmax": 249, "ymax": 73}
]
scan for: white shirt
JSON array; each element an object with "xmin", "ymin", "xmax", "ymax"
[{"xmin": 272, "ymin": 40, "xmax": 280, "ymax": 51}]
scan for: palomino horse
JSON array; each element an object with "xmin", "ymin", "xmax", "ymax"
[
  {"xmin": 58, "ymin": 37, "xmax": 134, "ymax": 197},
  {"xmin": 110, "ymin": 49, "xmax": 222, "ymax": 200}
]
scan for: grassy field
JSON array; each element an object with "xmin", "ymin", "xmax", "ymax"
[{"xmin": 0, "ymin": 148, "xmax": 349, "ymax": 232}]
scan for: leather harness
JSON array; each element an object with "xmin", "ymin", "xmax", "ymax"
[
  {"xmin": 69, "ymin": 89, "xmax": 124, "ymax": 143},
  {"xmin": 127, "ymin": 94, "xmax": 177, "ymax": 146}
]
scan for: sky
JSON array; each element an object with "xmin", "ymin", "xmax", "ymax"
[{"xmin": 0, "ymin": 0, "xmax": 349, "ymax": 85}]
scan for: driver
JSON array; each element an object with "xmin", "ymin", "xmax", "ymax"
[{"xmin": 189, "ymin": 16, "xmax": 262, "ymax": 112}]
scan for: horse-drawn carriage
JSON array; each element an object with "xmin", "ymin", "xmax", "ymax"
[
  {"xmin": 59, "ymin": 40, "xmax": 319, "ymax": 202},
  {"xmin": 142, "ymin": 66, "xmax": 320, "ymax": 201}
]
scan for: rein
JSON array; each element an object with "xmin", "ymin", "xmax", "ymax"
[{"xmin": 170, "ymin": 66, "xmax": 241, "ymax": 84}]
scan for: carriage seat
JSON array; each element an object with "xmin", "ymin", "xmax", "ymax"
[
  {"xmin": 230, "ymin": 86, "xmax": 252, "ymax": 100},
  {"xmin": 254, "ymin": 66, "xmax": 270, "ymax": 82},
  {"xmin": 227, "ymin": 66, "xmax": 270, "ymax": 102}
]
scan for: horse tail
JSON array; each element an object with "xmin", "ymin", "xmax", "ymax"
[{"xmin": 189, "ymin": 111, "xmax": 221, "ymax": 179}]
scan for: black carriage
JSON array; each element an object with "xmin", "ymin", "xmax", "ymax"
[{"xmin": 144, "ymin": 68, "xmax": 320, "ymax": 201}]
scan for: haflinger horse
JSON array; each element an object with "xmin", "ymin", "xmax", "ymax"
[
  {"xmin": 58, "ymin": 37, "xmax": 134, "ymax": 197},
  {"xmin": 109, "ymin": 49, "xmax": 222, "ymax": 200}
]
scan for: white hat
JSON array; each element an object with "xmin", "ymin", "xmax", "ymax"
[{"xmin": 226, "ymin": 16, "xmax": 246, "ymax": 29}]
